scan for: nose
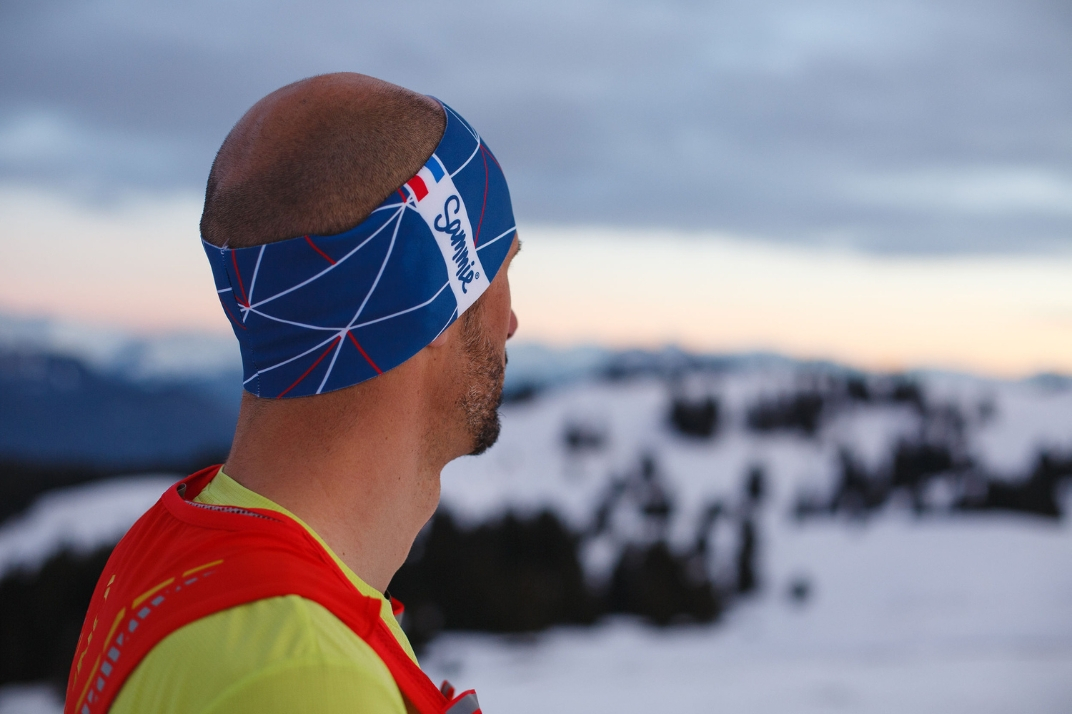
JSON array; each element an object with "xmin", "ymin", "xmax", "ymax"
[{"xmin": 507, "ymin": 309, "xmax": 518, "ymax": 340}]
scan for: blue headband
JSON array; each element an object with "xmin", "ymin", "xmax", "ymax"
[{"xmin": 203, "ymin": 101, "xmax": 516, "ymax": 399}]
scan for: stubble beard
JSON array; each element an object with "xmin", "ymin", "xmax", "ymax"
[{"xmin": 459, "ymin": 305, "xmax": 506, "ymax": 456}]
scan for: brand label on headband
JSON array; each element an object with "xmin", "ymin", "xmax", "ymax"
[{"xmin": 406, "ymin": 155, "xmax": 490, "ymax": 315}]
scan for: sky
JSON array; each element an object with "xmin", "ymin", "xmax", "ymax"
[{"xmin": 1, "ymin": 0, "xmax": 1070, "ymax": 376}]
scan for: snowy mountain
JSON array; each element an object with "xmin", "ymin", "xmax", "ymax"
[
  {"xmin": 0, "ymin": 313, "xmax": 239, "ymax": 383},
  {"xmin": 0, "ymin": 314, "xmax": 240, "ymax": 468},
  {"xmin": 0, "ymin": 476, "xmax": 175, "ymax": 579},
  {"xmin": 421, "ymin": 369, "xmax": 1072, "ymax": 712},
  {"xmin": 446, "ymin": 366, "xmax": 1072, "ymax": 524},
  {"xmin": 2, "ymin": 345, "xmax": 1072, "ymax": 712}
]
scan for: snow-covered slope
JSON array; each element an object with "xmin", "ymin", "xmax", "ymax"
[
  {"xmin": 442, "ymin": 368, "xmax": 1072, "ymax": 525},
  {"xmin": 427, "ymin": 367, "xmax": 1072, "ymax": 712},
  {"xmin": 0, "ymin": 476, "xmax": 175, "ymax": 578},
  {"xmin": 423, "ymin": 510, "xmax": 1072, "ymax": 714},
  {"xmin": 3, "ymin": 358, "xmax": 1072, "ymax": 712}
]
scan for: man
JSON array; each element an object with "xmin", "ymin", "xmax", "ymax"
[{"xmin": 65, "ymin": 73, "xmax": 520, "ymax": 714}]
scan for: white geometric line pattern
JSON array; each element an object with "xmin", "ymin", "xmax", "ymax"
[
  {"xmin": 242, "ymin": 245, "xmax": 266, "ymax": 323},
  {"xmin": 240, "ymin": 204, "xmax": 405, "ymax": 313},
  {"xmin": 477, "ymin": 226, "xmax": 517, "ymax": 252},
  {"xmin": 242, "ymin": 331, "xmax": 342, "ymax": 384},
  {"xmin": 243, "ymin": 280, "xmax": 453, "ymax": 334},
  {"xmin": 317, "ymin": 335, "xmax": 346, "ymax": 394},
  {"xmin": 208, "ymin": 100, "xmax": 516, "ymax": 398},
  {"xmin": 347, "ymin": 202, "xmax": 405, "ymax": 329},
  {"xmin": 453, "ymin": 138, "xmax": 482, "ymax": 179},
  {"xmin": 350, "ymin": 282, "xmax": 451, "ymax": 330},
  {"xmin": 234, "ymin": 205, "xmax": 421, "ymax": 388},
  {"xmin": 314, "ymin": 206, "xmax": 406, "ymax": 391}
]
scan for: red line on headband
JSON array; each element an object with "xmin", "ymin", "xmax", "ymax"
[
  {"xmin": 474, "ymin": 145, "xmax": 490, "ymax": 246},
  {"xmin": 276, "ymin": 337, "xmax": 341, "ymax": 399},
  {"xmin": 347, "ymin": 331, "xmax": 383, "ymax": 375},
  {"xmin": 483, "ymin": 145, "xmax": 502, "ymax": 171},
  {"xmin": 221, "ymin": 301, "xmax": 246, "ymax": 330},
  {"xmin": 231, "ymin": 252, "xmax": 250, "ymax": 307},
  {"xmin": 304, "ymin": 235, "xmax": 336, "ymax": 265},
  {"xmin": 397, "ymin": 189, "xmax": 409, "ymax": 204}
]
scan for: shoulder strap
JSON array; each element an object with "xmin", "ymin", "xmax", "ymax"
[{"xmin": 65, "ymin": 467, "xmax": 471, "ymax": 714}]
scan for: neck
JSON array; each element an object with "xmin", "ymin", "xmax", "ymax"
[{"xmin": 222, "ymin": 358, "xmax": 458, "ymax": 593}]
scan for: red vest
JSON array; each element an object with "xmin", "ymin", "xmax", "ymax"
[{"xmin": 65, "ymin": 466, "xmax": 480, "ymax": 714}]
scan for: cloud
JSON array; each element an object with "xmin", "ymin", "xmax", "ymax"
[
  {"xmin": 849, "ymin": 168, "xmax": 1072, "ymax": 216},
  {"xmin": 0, "ymin": 110, "xmax": 199, "ymax": 195},
  {"xmin": 1, "ymin": 0, "xmax": 1070, "ymax": 253}
]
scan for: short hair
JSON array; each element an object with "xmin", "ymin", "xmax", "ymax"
[{"xmin": 200, "ymin": 75, "xmax": 445, "ymax": 249}]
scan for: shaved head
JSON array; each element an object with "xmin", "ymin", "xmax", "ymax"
[{"xmin": 201, "ymin": 73, "xmax": 445, "ymax": 248}]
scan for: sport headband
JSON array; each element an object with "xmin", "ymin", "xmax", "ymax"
[{"xmin": 203, "ymin": 100, "xmax": 516, "ymax": 399}]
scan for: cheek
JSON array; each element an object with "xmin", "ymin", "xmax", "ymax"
[
  {"xmin": 499, "ymin": 276, "xmax": 513, "ymax": 330},
  {"xmin": 486, "ymin": 278, "xmax": 512, "ymax": 338}
]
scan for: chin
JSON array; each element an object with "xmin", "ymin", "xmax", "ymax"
[
  {"xmin": 466, "ymin": 378, "xmax": 504, "ymax": 456},
  {"xmin": 468, "ymin": 414, "xmax": 501, "ymax": 456},
  {"xmin": 458, "ymin": 305, "xmax": 507, "ymax": 457}
]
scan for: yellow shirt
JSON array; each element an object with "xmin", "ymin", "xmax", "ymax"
[{"xmin": 110, "ymin": 470, "xmax": 416, "ymax": 714}]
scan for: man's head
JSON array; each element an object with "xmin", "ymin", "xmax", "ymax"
[
  {"xmin": 204, "ymin": 73, "xmax": 519, "ymax": 459},
  {"xmin": 201, "ymin": 73, "xmax": 444, "ymax": 248}
]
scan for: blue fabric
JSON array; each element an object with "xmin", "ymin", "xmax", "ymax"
[{"xmin": 203, "ymin": 101, "xmax": 516, "ymax": 399}]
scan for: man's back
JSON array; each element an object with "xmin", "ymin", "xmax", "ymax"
[{"xmin": 109, "ymin": 471, "xmax": 412, "ymax": 714}]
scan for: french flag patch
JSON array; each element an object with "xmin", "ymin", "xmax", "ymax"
[{"xmin": 405, "ymin": 156, "xmax": 447, "ymax": 202}]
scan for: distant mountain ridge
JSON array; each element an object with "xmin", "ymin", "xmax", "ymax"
[
  {"xmin": 2, "ymin": 312, "xmax": 1069, "ymax": 471},
  {"xmin": 0, "ymin": 313, "xmax": 240, "ymax": 383},
  {"xmin": 0, "ymin": 314, "xmax": 240, "ymax": 469},
  {"xmin": 0, "ymin": 349, "xmax": 239, "ymax": 468}
]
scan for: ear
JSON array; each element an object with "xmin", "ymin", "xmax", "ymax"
[
  {"xmin": 429, "ymin": 311, "xmax": 462, "ymax": 349},
  {"xmin": 429, "ymin": 329, "xmax": 450, "ymax": 348}
]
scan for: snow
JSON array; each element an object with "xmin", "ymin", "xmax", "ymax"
[
  {"xmin": 420, "ymin": 515, "xmax": 1072, "ymax": 714},
  {"xmin": 4, "ymin": 362, "xmax": 1072, "ymax": 712},
  {"xmin": 0, "ymin": 476, "xmax": 176, "ymax": 578},
  {"xmin": 7, "ymin": 513, "xmax": 1069, "ymax": 713},
  {"xmin": 0, "ymin": 685, "xmax": 62, "ymax": 714},
  {"xmin": 441, "ymin": 368, "xmax": 1072, "ymax": 527},
  {"xmin": 428, "ymin": 368, "xmax": 1072, "ymax": 712}
]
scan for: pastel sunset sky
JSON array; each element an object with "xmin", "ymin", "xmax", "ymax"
[{"xmin": 1, "ymin": 0, "xmax": 1070, "ymax": 377}]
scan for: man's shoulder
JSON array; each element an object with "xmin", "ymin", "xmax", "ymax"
[{"xmin": 110, "ymin": 594, "xmax": 407, "ymax": 714}]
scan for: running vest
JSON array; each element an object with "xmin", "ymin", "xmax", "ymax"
[{"xmin": 65, "ymin": 466, "xmax": 480, "ymax": 714}]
